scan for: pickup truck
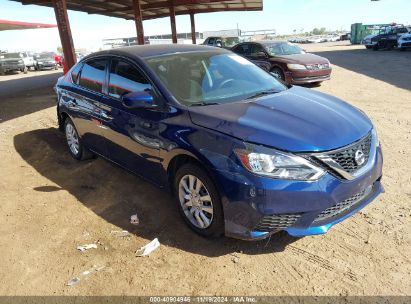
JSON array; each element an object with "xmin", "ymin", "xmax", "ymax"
[{"xmin": 0, "ymin": 52, "xmax": 27, "ymax": 75}]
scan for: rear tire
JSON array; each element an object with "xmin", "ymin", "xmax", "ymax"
[
  {"xmin": 174, "ymin": 163, "xmax": 224, "ymax": 238},
  {"xmin": 64, "ymin": 118, "xmax": 94, "ymax": 161}
]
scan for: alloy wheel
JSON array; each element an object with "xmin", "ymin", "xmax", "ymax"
[
  {"xmin": 178, "ymin": 174, "xmax": 214, "ymax": 229},
  {"xmin": 65, "ymin": 123, "xmax": 80, "ymax": 156}
]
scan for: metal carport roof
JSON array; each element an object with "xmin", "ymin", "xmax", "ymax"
[{"xmin": 11, "ymin": 0, "xmax": 263, "ymax": 20}]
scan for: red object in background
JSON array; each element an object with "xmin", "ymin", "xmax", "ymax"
[
  {"xmin": 54, "ymin": 54, "xmax": 63, "ymax": 66},
  {"xmin": 0, "ymin": 19, "xmax": 57, "ymax": 31}
]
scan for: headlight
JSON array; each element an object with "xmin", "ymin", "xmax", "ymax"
[
  {"xmin": 38, "ymin": 61, "xmax": 43, "ymax": 64},
  {"xmin": 287, "ymin": 63, "xmax": 307, "ymax": 70},
  {"xmin": 18, "ymin": 59, "xmax": 23, "ymax": 63},
  {"xmin": 235, "ymin": 146, "xmax": 325, "ymax": 181}
]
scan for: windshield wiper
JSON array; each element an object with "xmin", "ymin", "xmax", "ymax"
[
  {"xmin": 189, "ymin": 102, "xmax": 220, "ymax": 107},
  {"xmin": 246, "ymin": 89, "xmax": 280, "ymax": 100}
]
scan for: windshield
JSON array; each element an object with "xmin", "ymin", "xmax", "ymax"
[
  {"xmin": 3, "ymin": 53, "xmax": 22, "ymax": 59},
  {"xmin": 221, "ymin": 37, "xmax": 240, "ymax": 47},
  {"xmin": 35, "ymin": 52, "xmax": 54, "ymax": 59},
  {"xmin": 145, "ymin": 51, "xmax": 287, "ymax": 106},
  {"xmin": 265, "ymin": 42, "xmax": 304, "ymax": 56}
]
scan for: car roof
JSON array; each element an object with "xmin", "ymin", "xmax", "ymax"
[
  {"xmin": 84, "ymin": 44, "xmax": 228, "ymax": 60},
  {"xmin": 240, "ymin": 40, "xmax": 288, "ymax": 45}
]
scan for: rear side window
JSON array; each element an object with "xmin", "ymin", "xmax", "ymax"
[
  {"xmin": 79, "ymin": 58, "xmax": 107, "ymax": 93},
  {"xmin": 108, "ymin": 59, "xmax": 151, "ymax": 99},
  {"xmin": 71, "ymin": 63, "xmax": 83, "ymax": 84}
]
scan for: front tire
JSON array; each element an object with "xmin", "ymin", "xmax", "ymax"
[
  {"xmin": 174, "ymin": 163, "xmax": 224, "ymax": 238},
  {"xmin": 271, "ymin": 67, "xmax": 285, "ymax": 82},
  {"xmin": 64, "ymin": 118, "xmax": 94, "ymax": 161}
]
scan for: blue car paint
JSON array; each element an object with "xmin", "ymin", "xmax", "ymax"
[
  {"xmin": 56, "ymin": 45, "xmax": 383, "ymax": 240},
  {"xmin": 189, "ymin": 86, "xmax": 373, "ymax": 152}
]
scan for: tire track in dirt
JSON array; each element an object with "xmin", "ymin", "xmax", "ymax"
[{"xmin": 288, "ymin": 245, "xmax": 358, "ymax": 282}]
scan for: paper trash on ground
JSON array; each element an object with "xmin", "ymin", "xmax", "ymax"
[
  {"xmin": 130, "ymin": 214, "xmax": 139, "ymax": 225},
  {"xmin": 77, "ymin": 243, "xmax": 97, "ymax": 252},
  {"xmin": 136, "ymin": 238, "xmax": 160, "ymax": 257}
]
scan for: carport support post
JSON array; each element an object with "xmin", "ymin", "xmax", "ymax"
[
  {"xmin": 170, "ymin": 5, "xmax": 177, "ymax": 44},
  {"xmin": 133, "ymin": 0, "xmax": 145, "ymax": 45},
  {"xmin": 52, "ymin": 0, "xmax": 76, "ymax": 69},
  {"xmin": 190, "ymin": 13, "xmax": 196, "ymax": 44}
]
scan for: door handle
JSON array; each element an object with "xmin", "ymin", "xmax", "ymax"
[
  {"xmin": 67, "ymin": 99, "xmax": 77, "ymax": 108},
  {"xmin": 100, "ymin": 111, "xmax": 113, "ymax": 121}
]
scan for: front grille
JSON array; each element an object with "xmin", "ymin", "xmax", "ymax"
[
  {"xmin": 325, "ymin": 132, "xmax": 372, "ymax": 174},
  {"xmin": 293, "ymin": 75, "xmax": 330, "ymax": 81},
  {"xmin": 314, "ymin": 185, "xmax": 373, "ymax": 222},
  {"xmin": 306, "ymin": 63, "xmax": 329, "ymax": 70},
  {"xmin": 254, "ymin": 213, "xmax": 302, "ymax": 232}
]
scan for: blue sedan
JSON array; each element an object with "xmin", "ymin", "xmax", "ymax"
[{"xmin": 55, "ymin": 44, "xmax": 383, "ymax": 240}]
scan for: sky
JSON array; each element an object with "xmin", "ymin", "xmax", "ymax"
[{"xmin": 0, "ymin": 0, "xmax": 410, "ymax": 52}]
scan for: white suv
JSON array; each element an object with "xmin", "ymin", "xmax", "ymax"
[
  {"xmin": 19, "ymin": 52, "xmax": 36, "ymax": 70},
  {"xmin": 398, "ymin": 31, "xmax": 411, "ymax": 51}
]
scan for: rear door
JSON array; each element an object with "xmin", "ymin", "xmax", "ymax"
[
  {"xmin": 97, "ymin": 57, "xmax": 165, "ymax": 184},
  {"xmin": 66, "ymin": 57, "xmax": 108, "ymax": 155}
]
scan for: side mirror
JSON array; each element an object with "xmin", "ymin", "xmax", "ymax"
[{"xmin": 121, "ymin": 91, "xmax": 155, "ymax": 109}]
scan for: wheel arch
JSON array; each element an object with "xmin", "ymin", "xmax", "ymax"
[{"xmin": 165, "ymin": 150, "xmax": 216, "ymax": 194}]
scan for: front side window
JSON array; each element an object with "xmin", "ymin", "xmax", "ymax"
[
  {"xmin": 108, "ymin": 59, "xmax": 151, "ymax": 99},
  {"xmin": 233, "ymin": 44, "xmax": 250, "ymax": 56},
  {"xmin": 79, "ymin": 58, "xmax": 107, "ymax": 93},
  {"xmin": 145, "ymin": 51, "xmax": 286, "ymax": 106},
  {"xmin": 250, "ymin": 44, "xmax": 265, "ymax": 56}
]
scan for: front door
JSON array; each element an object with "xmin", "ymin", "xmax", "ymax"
[{"xmin": 97, "ymin": 57, "xmax": 165, "ymax": 184}]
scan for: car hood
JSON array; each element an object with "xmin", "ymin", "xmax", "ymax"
[
  {"xmin": 0, "ymin": 58, "xmax": 21, "ymax": 63},
  {"xmin": 271, "ymin": 53, "xmax": 329, "ymax": 65},
  {"xmin": 188, "ymin": 86, "xmax": 372, "ymax": 152}
]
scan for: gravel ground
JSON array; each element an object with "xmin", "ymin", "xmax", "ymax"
[{"xmin": 0, "ymin": 42, "xmax": 410, "ymax": 296}]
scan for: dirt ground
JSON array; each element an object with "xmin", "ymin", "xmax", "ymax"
[{"xmin": 0, "ymin": 42, "xmax": 410, "ymax": 296}]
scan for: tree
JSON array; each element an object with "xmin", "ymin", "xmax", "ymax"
[{"xmin": 312, "ymin": 27, "xmax": 327, "ymax": 35}]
